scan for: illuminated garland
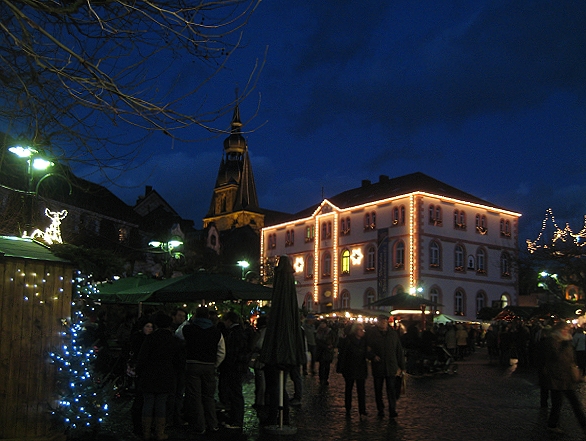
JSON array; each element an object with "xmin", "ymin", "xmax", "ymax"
[
  {"xmin": 49, "ymin": 272, "xmax": 109, "ymax": 437},
  {"xmin": 527, "ymin": 208, "xmax": 586, "ymax": 253}
]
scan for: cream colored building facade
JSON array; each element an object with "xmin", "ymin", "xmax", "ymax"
[{"xmin": 261, "ymin": 173, "xmax": 521, "ymax": 321}]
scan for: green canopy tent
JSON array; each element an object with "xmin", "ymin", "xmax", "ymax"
[{"xmin": 95, "ymin": 272, "xmax": 272, "ymax": 304}]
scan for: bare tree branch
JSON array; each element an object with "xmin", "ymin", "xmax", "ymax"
[{"xmin": 0, "ymin": 0, "xmax": 263, "ymax": 174}]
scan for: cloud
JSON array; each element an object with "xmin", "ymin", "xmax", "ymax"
[{"xmin": 287, "ymin": 1, "xmax": 586, "ymax": 136}]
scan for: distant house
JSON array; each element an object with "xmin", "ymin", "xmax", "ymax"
[{"xmin": 261, "ymin": 172, "xmax": 521, "ymax": 322}]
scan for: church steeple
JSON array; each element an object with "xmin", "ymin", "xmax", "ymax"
[{"xmin": 203, "ymin": 104, "xmax": 264, "ymax": 232}]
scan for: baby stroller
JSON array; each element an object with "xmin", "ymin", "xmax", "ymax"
[{"xmin": 422, "ymin": 344, "xmax": 458, "ymax": 375}]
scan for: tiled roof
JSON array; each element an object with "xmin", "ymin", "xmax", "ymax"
[
  {"xmin": 0, "ymin": 236, "xmax": 71, "ymax": 263},
  {"xmin": 265, "ymin": 172, "xmax": 517, "ymax": 226},
  {"xmin": 327, "ymin": 172, "xmax": 507, "ymax": 210}
]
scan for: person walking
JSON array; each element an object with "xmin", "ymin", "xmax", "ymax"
[
  {"xmin": 542, "ymin": 321, "xmax": 586, "ymax": 435},
  {"xmin": 136, "ymin": 312, "xmax": 182, "ymax": 440},
  {"xmin": 315, "ymin": 320, "xmax": 336, "ymax": 386},
  {"xmin": 182, "ymin": 306, "xmax": 225, "ymax": 436},
  {"xmin": 366, "ymin": 315, "xmax": 405, "ymax": 419},
  {"xmin": 338, "ymin": 322, "xmax": 368, "ymax": 420}
]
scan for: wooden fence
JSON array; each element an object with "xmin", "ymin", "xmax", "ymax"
[{"xmin": 0, "ymin": 252, "xmax": 72, "ymax": 440}]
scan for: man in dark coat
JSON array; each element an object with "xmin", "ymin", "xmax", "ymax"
[
  {"xmin": 218, "ymin": 311, "xmax": 249, "ymax": 430},
  {"xmin": 365, "ymin": 315, "xmax": 405, "ymax": 419},
  {"xmin": 183, "ymin": 307, "xmax": 225, "ymax": 435},
  {"xmin": 137, "ymin": 311, "xmax": 182, "ymax": 440}
]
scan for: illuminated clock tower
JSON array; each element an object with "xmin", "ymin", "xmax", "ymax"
[{"xmin": 203, "ymin": 105, "xmax": 264, "ymax": 233}]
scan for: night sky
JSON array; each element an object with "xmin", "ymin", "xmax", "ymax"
[{"xmin": 96, "ymin": 1, "xmax": 586, "ymax": 244}]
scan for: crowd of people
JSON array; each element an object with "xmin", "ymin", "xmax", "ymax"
[{"xmin": 109, "ymin": 306, "xmax": 586, "ymax": 439}]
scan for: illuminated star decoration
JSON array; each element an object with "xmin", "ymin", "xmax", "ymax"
[
  {"xmin": 294, "ymin": 257, "xmax": 304, "ymax": 273},
  {"xmin": 350, "ymin": 248, "xmax": 363, "ymax": 265},
  {"xmin": 527, "ymin": 208, "xmax": 586, "ymax": 253}
]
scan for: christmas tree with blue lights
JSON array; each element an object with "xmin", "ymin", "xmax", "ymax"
[{"xmin": 49, "ymin": 272, "xmax": 110, "ymax": 439}]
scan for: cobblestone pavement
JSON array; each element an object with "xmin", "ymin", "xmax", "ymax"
[{"xmin": 104, "ymin": 348, "xmax": 586, "ymax": 441}]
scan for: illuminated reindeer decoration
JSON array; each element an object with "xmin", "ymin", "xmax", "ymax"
[{"xmin": 25, "ymin": 208, "xmax": 68, "ymax": 245}]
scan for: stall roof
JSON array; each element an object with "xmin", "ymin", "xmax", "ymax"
[{"xmin": 0, "ymin": 236, "xmax": 70, "ymax": 263}]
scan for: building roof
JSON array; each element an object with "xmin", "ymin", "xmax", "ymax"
[
  {"xmin": 269, "ymin": 172, "xmax": 519, "ymax": 226},
  {"xmin": 0, "ymin": 236, "xmax": 71, "ymax": 263}
]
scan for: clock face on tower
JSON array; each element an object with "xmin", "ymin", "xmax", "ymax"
[{"xmin": 324, "ymin": 290, "xmax": 331, "ymax": 298}]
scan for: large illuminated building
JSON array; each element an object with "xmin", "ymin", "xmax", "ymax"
[{"xmin": 261, "ymin": 173, "xmax": 521, "ymax": 321}]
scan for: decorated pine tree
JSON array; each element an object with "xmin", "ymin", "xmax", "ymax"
[{"xmin": 49, "ymin": 272, "xmax": 110, "ymax": 439}]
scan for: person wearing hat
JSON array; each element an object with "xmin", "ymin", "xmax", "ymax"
[{"xmin": 365, "ymin": 315, "xmax": 405, "ymax": 419}]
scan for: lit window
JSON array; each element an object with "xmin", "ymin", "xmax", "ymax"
[
  {"xmin": 341, "ymin": 249, "xmax": 350, "ymax": 274},
  {"xmin": 305, "ymin": 225, "xmax": 315, "ymax": 242},
  {"xmin": 118, "ymin": 227, "xmax": 128, "ymax": 242}
]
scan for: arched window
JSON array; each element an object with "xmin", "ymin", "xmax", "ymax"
[
  {"xmin": 304, "ymin": 292, "xmax": 314, "ymax": 312},
  {"xmin": 365, "ymin": 288, "xmax": 376, "ymax": 309},
  {"xmin": 476, "ymin": 214, "xmax": 487, "ymax": 234},
  {"xmin": 454, "ymin": 245, "xmax": 464, "ymax": 271},
  {"xmin": 430, "ymin": 240, "xmax": 441, "ymax": 268},
  {"xmin": 476, "ymin": 291, "xmax": 486, "ymax": 314},
  {"xmin": 364, "ymin": 212, "xmax": 376, "ymax": 230},
  {"xmin": 476, "ymin": 248, "xmax": 486, "ymax": 273},
  {"xmin": 322, "ymin": 252, "xmax": 331, "ymax": 277},
  {"xmin": 454, "ymin": 289, "xmax": 466, "ymax": 316},
  {"xmin": 394, "ymin": 240, "xmax": 405, "ymax": 269},
  {"xmin": 305, "ymin": 254, "xmax": 314, "ymax": 279},
  {"xmin": 340, "ymin": 217, "xmax": 351, "ymax": 235},
  {"xmin": 500, "ymin": 252, "xmax": 511, "ymax": 277},
  {"xmin": 366, "ymin": 245, "xmax": 376, "ymax": 271},
  {"xmin": 429, "ymin": 287, "xmax": 441, "ymax": 314},
  {"xmin": 400, "ymin": 206, "xmax": 405, "ymax": 225},
  {"xmin": 393, "ymin": 207, "xmax": 399, "ymax": 225},
  {"xmin": 341, "ymin": 249, "xmax": 350, "ymax": 274},
  {"xmin": 430, "ymin": 204, "xmax": 442, "ymax": 225},
  {"xmin": 340, "ymin": 290, "xmax": 351, "ymax": 309},
  {"xmin": 454, "ymin": 210, "xmax": 466, "ymax": 229},
  {"xmin": 305, "ymin": 225, "xmax": 315, "ymax": 242},
  {"xmin": 500, "ymin": 293, "xmax": 509, "ymax": 308}
]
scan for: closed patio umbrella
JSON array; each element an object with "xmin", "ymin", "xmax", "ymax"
[{"xmin": 259, "ymin": 256, "xmax": 304, "ymax": 435}]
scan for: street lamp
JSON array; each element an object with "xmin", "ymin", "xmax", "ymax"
[
  {"xmin": 237, "ymin": 260, "xmax": 250, "ymax": 280},
  {"xmin": 148, "ymin": 238, "xmax": 184, "ymax": 277},
  {"xmin": 9, "ymin": 145, "xmax": 55, "ymax": 233}
]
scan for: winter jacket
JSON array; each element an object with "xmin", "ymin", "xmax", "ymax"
[{"xmin": 366, "ymin": 325, "xmax": 405, "ymax": 378}]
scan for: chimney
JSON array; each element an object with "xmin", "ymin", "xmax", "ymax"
[
  {"xmin": 145, "ymin": 185, "xmax": 152, "ymax": 196},
  {"xmin": 362, "ymin": 179, "xmax": 371, "ymax": 187}
]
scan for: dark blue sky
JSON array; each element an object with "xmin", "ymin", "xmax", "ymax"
[{"xmin": 94, "ymin": 0, "xmax": 586, "ymax": 244}]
